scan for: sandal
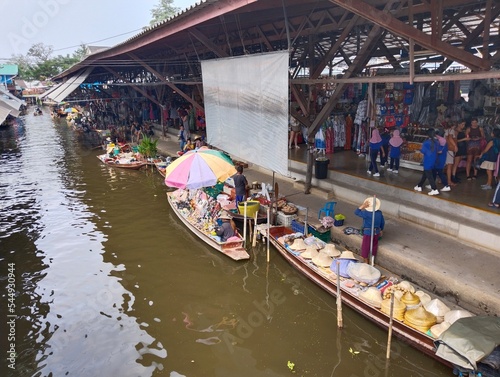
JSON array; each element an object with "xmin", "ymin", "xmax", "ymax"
[
  {"xmin": 467, "ymin": 176, "xmax": 472, "ymax": 181},
  {"xmin": 472, "ymin": 175, "xmax": 477, "ymax": 180},
  {"xmin": 488, "ymin": 203, "xmax": 500, "ymax": 208}
]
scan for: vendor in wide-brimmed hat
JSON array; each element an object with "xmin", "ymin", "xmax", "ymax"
[
  {"xmin": 215, "ymin": 212, "xmax": 238, "ymax": 242},
  {"xmin": 355, "ymin": 197, "xmax": 385, "ymax": 264}
]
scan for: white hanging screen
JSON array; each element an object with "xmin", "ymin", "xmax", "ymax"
[{"xmin": 201, "ymin": 51, "xmax": 289, "ymax": 176}]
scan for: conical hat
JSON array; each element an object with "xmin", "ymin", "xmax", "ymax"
[
  {"xmin": 312, "ymin": 251, "xmax": 333, "ymax": 268},
  {"xmin": 347, "ymin": 263, "xmax": 381, "ymax": 285},
  {"xmin": 404, "ymin": 306, "xmax": 437, "ymax": 332},
  {"xmin": 401, "ymin": 291, "xmax": 421, "ymax": 307},
  {"xmin": 290, "ymin": 238, "xmax": 307, "ymax": 251},
  {"xmin": 415, "ymin": 291, "xmax": 432, "ymax": 306},
  {"xmin": 424, "ymin": 299, "xmax": 450, "ymax": 318},
  {"xmin": 359, "ymin": 287, "xmax": 383, "ymax": 308},
  {"xmin": 381, "ymin": 298, "xmax": 407, "ymax": 321},
  {"xmin": 444, "ymin": 310, "xmax": 474, "ymax": 325},
  {"xmin": 301, "ymin": 245, "xmax": 319, "ymax": 259},
  {"xmin": 430, "ymin": 321, "xmax": 451, "ymax": 338},
  {"xmin": 322, "ymin": 243, "xmax": 340, "ymax": 257},
  {"xmin": 339, "ymin": 250, "xmax": 357, "ymax": 260},
  {"xmin": 394, "ymin": 290, "xmax": 404, "ymax": 301}
]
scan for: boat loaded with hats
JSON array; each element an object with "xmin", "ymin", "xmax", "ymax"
[{"xmin": 267, "ymin": 221, "xmax": 500, "ymax": 376}]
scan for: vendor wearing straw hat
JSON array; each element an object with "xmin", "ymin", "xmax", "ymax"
[
  {"xmin": 215, "ymin": 212, "xmax": 238, "ymax": 242},
  {"xmin": 355, "ymin": 197, "xmax": 385, "ymax": 264}
]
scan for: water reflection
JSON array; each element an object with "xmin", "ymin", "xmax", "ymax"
[{"xmin": 0, "ymin": 113, "xmax": 165, "ymax": 376}]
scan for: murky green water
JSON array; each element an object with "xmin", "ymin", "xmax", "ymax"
[{"xmin": 0, "ymin": 111, "xmax": 450, "ymax": 376}]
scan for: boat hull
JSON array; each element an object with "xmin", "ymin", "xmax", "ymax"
[
  {"xmin": 167, "ymin": 192, "xmax": 249, "ymax": 261},
  {"xmin": 97, "ymin": 154, "xmax": 147, "ymax": 170},
  {"xmin": 268, "ymin": 226, "xmax": 451, "ymax": 366}
]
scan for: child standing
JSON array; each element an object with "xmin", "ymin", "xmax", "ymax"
[{"xmin": 387, "ymin": 129, "xmax": 404, "ymax": 173}]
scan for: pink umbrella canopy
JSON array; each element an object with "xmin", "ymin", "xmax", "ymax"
[{"xmin": 164, "ymin": 147, "xmax": 237, "ymax": 189}]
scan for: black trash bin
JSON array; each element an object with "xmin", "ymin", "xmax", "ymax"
[{"xmin": 315, "ymin": 158, "xmax": 330, "ymax": 179}]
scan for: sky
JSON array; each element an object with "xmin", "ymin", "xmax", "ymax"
[{"xmin": 0, "ymin": 0, "xmax": 198, "ymax": 60}]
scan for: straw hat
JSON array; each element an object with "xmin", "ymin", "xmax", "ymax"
[
  {"xmin": 339, "ymin": 250, "xmax": 357, "ymax": 260},
  {"xmin": 401, "ymin": 291, "xmax": 421, "ymax": 309},
  {"xmin": 415, "ymin": 291, "xmax": 432, "ymax": 306},
  {"xmin": 430, "ymin": 321, "xmax": 451, "ymax": 338},
  {"xmin": 363, "ymin": 197, "xmax": 381, "ymax": 212},
  {"xmin": 219, "ymin": 212, "xmax": 232, "ymax": 220},
  {"xmin": 322, "ymin": 243, "xmax": 340, "ymax": 258},
  {"xmin": 359, "ymin": 287, "xmax": 383, "ymax": 308},
  {"xmin": 424, "ymin": 299, "xmax": 450, "ymax": 323},
  {"xmin": 289, "ymin": 238, "xmax": 307, "ymax": 251},
  {"xmin": 381, "ymin": 297, "xmax": 407, "ymax": 321},
  {"xmin": 394, "ymin": 290, "xmax": 404, "ymax": 301},
  {"xmin": 444, "ymin": 309, "xmax": 474, "ymax": 325},
  {"xmin": 347, "ymin": 263, "xmax": 381, "ymax": 285},
  {"xmin": 404, "ymin": 306, "xmax": 437, "ymax": 332},
  {"xmin": 312, "ymin": 251, "xmax": 334, "ymax": 268},
  {"xmin": 301, "ymin": 245, "xmax": 319, "ymax": 259}
]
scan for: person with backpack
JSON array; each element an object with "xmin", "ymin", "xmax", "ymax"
[
  {"xmin": 479, "ymin": 128, "xmax": 500, "ymax": 190},
  {"xmin": 414, "ymin": 128, "xmax": 440, "ymax": 196}
]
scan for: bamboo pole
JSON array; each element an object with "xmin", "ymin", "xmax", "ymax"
[
  {"xmin": 386, "ymin": 290, "xmax": 395, "ymax": 359},
  {"xmin": 336, "ymin": 261, "xmax": 343, "ymax": 328}
]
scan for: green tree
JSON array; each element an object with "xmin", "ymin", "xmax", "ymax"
[
  {"xmin": 8, "ymin": 43, "xmax": 85, "ymax": 80},
  {"xmin": 150, "ymin": 0, "xmax": 180, "ymax": 26}
]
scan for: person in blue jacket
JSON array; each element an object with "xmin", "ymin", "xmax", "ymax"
[
  {"xmin": 414, "ymin": 128, "xmax": 440, "ymax": 196},
  {"xmin": 433, "ymin": 129, "xmax": 451, "ymax": 191},
  {"xmin": 355, "ymin": 197, "xmax": 385, "ymax": 264},
  {"xmin": 380, "ymin": 128, "xmax": 391, "ymax": 167}
]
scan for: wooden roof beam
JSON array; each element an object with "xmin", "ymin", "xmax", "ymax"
[
  {"xmin": 311, "ymin": 15, "xmax": 360, "ymax": 78},
  {"xmin": 127, "ymin": 52, "xmax": 203, "ymax": 111},
  {"xmin": 189, "ymin": 28, "xmax": 229, "ymax": 58},
  {"xmin": 105, "ymin": 67, "xmax": 161, "ymax": 106},
  {"xmin": 329, "ymin": 0, "xmax": 490, "ymax": 71}
]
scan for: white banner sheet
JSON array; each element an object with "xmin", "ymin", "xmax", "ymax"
[{"xmin": 201, "ymin": 51, "xmax": 289, "ymax": 176}]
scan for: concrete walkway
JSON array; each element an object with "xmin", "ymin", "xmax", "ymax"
[{"xmin": 152, "ymin": 130, "xmax": 500, "ymax": 317}]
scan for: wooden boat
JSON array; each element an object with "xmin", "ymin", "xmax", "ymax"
[
  {"xmin": 167, "ymin": 191, "xmax": 250, "ymax": 261},
  {"xmin": 97, "ymin": 153, "xmax": 147, "ymax": 170},
  {"xmin": 267, "ymin": 225, "xmax": 452, "ymax": 367},
  {"xmin": 154, "ymin": 160, "xmax": 168, "ymax": 177}
]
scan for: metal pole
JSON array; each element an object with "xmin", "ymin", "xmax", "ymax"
[
  {"xmin": 243, "ymin": 201, "xmax": 247, "ymax": 247},
  {"xmin": 304, "ymin": 208, "xmax": 308, "ymax": 236},
  {"xmin": 369, "ymin": 195, "xmax": 376, "ymax": 266},
  {"xmin": 266, "ymin": 206, "xmax": 270, "ymax": 263}
]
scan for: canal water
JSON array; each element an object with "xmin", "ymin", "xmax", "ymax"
[{"xmin": 0, "ymin": 112, "xmax": 450, "ymax": 376}]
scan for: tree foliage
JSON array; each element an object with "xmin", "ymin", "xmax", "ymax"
[
  {"xmin": 150, "ymin": 0, "xmax": 180, "ymax": 26},
  {"xmin": 8, "ymin": 43, "xmax": 86, "ymax": 81}
]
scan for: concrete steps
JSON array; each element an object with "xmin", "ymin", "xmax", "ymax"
[{"xmin": 288, "ymin": 159, "xmax": 499, "ymax": 253}]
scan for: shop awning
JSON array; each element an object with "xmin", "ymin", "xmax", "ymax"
[
  {"xmin": 0, "ymin": 100, "xmax": 13, "ymax": 123},
  {"xmin": 0, "ymin": 97, "xmax": 20, "ymax": 117},
  {"xmin": 0, "ymin": 88, "xmax": 25, "ymax": 110},
  {"xmin": 40, "ymin": 82, "xmax": 63, "ymax": 101},
  {"xmin": 43, "ymin": 67, "xmax": 93, "ymax": 103}
]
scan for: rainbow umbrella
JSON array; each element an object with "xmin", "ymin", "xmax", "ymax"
[{"xmin": 164, "ymin": 147, "xmax": 236, "ymax": 189}]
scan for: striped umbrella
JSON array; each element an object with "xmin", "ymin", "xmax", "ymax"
[{"xmin": 164, "ymin": 147, "xmax": 236, "ymax": 189}]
